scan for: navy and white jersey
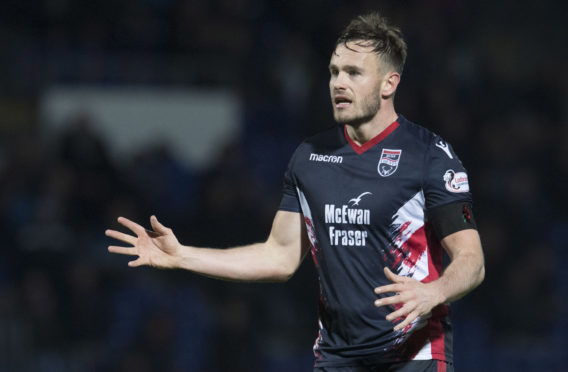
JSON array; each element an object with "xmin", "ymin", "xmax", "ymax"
[{"xmin": 278, "ymin": 115, "xmax": 472, "ymax": 367}]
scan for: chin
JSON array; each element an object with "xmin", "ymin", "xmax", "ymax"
[
  {"xmin": 334, "ymin": 113, "xmax": 373, "ymax": 127},
  {"xmin": 333, "ymin": 111, "xmax": 355, "ymax": 124}
]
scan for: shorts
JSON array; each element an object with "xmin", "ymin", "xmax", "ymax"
[{"xmin": 313, "ymin": 359, "xmax": 454, "ymax": 372}]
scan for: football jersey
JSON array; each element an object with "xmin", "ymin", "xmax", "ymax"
[{"xmin": 278, "ymin": 115, "xmax": 472, "ymax": 367}]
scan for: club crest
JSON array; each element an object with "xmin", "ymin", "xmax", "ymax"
[{"xmin": 378, "ymin": 149, "xmax": 402, "ymax": 177}]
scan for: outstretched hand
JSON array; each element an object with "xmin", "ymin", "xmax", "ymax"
[
  {"xmin": 373, "ymin": 267, "xmax": 442, "ymax": 331},
  {"xmin": 106, "ymin": 215, "xmax": 181, "ymax": 268}
]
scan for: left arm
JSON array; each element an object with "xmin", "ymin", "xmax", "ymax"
[
  {"xmin": 430, "ymin": 228, "xmax": 485, "ymax": 303},
  {"xmin": 374, "ymin": 228, "xmax": 484, "ymax": 331}
]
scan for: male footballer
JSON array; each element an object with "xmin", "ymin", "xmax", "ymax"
[{"xmin": 107, "ymin": 12, "xmax": 484, "ymax": 372}]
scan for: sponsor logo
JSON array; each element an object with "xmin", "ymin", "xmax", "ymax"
[
  {"xmin": 309, "ymin": 153, "xmax": 343, "ymax": 163},
  {"xmin": 349, "ymin": 191, "xmax": 372, "ymax": 206},
  {"xmin": 324, "ymin": 204, "xmax": 371, "ymax": 225},
  {"xmin": 443, "ymin": 169, "xmax": 470, "ymax": 193},
  {"xmin": 324, "ymin": 192, "xmax": 372, "ymax": 247},
  {"xmin": 435, "ymin": 139, "xmax": 453, "ymax": 159},
  {"xmin": 378, "ymin": 149, "xmax": 402, "ymax": 177}
]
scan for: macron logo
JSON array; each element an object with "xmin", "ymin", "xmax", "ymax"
[
  {"xmin": 435, "ymin": 140, "xmax": 453, "ymax": 159},
  {"xmin": 309, "ymin": 153, "xmax": 343, "ymax": 164}
]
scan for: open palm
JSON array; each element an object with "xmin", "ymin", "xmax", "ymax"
[{"xmin": 106, "ymin": 215, "xmax": 181, "ymax": 268}]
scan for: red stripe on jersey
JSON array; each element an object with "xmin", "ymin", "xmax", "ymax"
[
  {"xmin": 437, "ymin": 360, "xmax": 447, "ymax": 372},
  {"xmin": 402, "ymin": 226, "xmax": 427, "ymax": 271},
  {"xmin": 390, "ymin": 225, "xmax": 427, "ymax": 273},
  {"xmin": 344, "ymin": 120, "xmax": 400, "ymax": 155},
  {"xmin": 402, "ymin": 324, "xmax": 430, "ymax": 360},
  {"xmin": 428, "ymin": 308, "xmax": 446, "ymax": 360}
]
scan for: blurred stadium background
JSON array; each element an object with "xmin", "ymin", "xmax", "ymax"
[{"xmin": 0, "ymin": 0, "xmax": 566, "ymax": 371}]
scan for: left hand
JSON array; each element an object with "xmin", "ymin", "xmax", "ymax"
[{"xmin": 374, "ymin": 267, "xmax": 442, "ymax": 331}]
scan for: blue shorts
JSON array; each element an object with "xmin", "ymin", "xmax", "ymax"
[{"xmin": 313, "ymin": 359, "xmax": 453, "ymax": 372}]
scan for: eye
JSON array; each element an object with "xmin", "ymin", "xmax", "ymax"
[
  {"xmin": 348, "ymin": 69, "xmax": 360, "ymax": 76},
  {"xmin": 329, "ymin": 68, "xmax": 338, "ymax": 76}
]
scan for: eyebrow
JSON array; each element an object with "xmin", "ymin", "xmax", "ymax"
[{"xmin": 328, "ymin": 64, "xmax": 362, "ymax": 71}]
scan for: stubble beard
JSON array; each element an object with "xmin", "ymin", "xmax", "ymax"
[{"xmin": 333, "ymin": 88, "xmax": 381, "ymax": 127}]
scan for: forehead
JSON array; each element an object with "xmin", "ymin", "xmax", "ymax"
[{"xmin": 330, "ymin": 41, "xmax": 381, "ymax": 69}]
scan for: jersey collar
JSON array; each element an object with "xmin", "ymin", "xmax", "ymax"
[{"xmin": 343, "ymin": 118, "xmax": 400, "ymax": 155}]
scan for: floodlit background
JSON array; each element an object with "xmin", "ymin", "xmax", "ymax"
[{"xmin": 0, "ymin": 0, "xmax": 566, "ymax": 371}]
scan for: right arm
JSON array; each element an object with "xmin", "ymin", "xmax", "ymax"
[{"xmin": 106, "ymin": 211, "xmax": 309, "ymax": 282}]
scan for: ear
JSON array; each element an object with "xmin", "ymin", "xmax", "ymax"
[{"xmin": 381, "ymin": 72, "xmax": 401, "ymax": 98}]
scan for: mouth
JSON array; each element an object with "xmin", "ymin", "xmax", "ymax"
[{"xmin": 334, "ymin": 95, "xmax": 352, "ymax": 109}]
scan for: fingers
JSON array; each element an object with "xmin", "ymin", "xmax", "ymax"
[
  {"xmin": 150, "ymin": 215, "xmax": 169, "ymax": 234},
  {"xmin": 105, "ymin": 229, "xmax": 137, "ymax": 246},
  {"xmin": 117, "ymin": 217, "xmax": 146, "ymax": 235},
  {"xmin": 107, "ymin": 246, "xmax": 148, "ymax": 267},
  {"xmin": 384, "ymin": 267, "xmax": 406, "ymax": 282},
  {"xmin": 374, "ymin": 283, "xmax": 402, "ymax": 295},
  {"xmin": 383, "ymin": 303, "xmax": 418, "ymax": 331},
  {"xmin": 386, "ymin": 303, "xmax": 411, "ymax": 322},
  {"xmin": 108, "ymin": 246, "xmax": 138, "ymax": 256},
  {"xmin": 108, "ymin": 246, "xmax": 148, "ymax": 267},
  {"xmin": 377, "ymin": 268, "xmax": 429, "ymax": 332},
  {"xmin": 374, "ymin": 293, "xmax": 404, "ymax": 307},
  {"xmin": 393, "ymin": 310, "xmax": 420, "ymax": 331},
  {"xmin": 128, "ymin": 258, "xmax": 146, "ymax": 268},
  {"xmin": 107, "ymin": 216, "xmax": 153, "ymax": 268}
]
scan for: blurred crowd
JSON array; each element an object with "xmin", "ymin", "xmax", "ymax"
[{"xmin": 0, "ymin": 0, "xmax": 567, "ymax": 371}]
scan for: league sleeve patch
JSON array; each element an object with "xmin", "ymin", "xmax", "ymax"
[{"xmin": 443, "ymin": 169, "xmax": 469, "ymax": 193}]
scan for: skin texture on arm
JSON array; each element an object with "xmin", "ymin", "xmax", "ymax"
[
  {"xmin": 106, "ymin": 210, "xmax": 310, "ymax": 282},
  {"xmin": 374, "ymin": 228, "xmax": 485, "ymax": 331}
]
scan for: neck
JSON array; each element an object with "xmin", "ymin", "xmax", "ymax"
[{"xmin": 345, "ymin": 105, "xmax": 398, "ymax": 145}]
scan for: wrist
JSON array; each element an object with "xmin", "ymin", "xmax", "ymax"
[
  {"xmin": 174, "ymin": 244, "xmax": 194, "ymax": 270},
  {"xmin": 427, "ymin": 279, "xmax": 448, "ymax": 306},
  {"xmin": 158, "ymin": 243, "xmax": 183, "ymax": 269}
]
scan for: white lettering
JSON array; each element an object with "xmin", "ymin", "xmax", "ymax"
[
  {"xmin": 334, "ymin": 228, "xmax": 340, "ymax": 245},
  {"xmin": 329, "ymin": 226, "xmax": 335, "ymax": 245},
  {"xmin": 347, "ymin": 208, "xmax": 358, "ymax": 224},
  {"xmin": 328, "ymin": 227, "xmax": 368, "ymax": 247},
  {"xmin": 309, "ymin": 153, "xmax": 343, "ymax": 163},
  {"xmin": 325, "ymin": 204, "xmax": 336, "ymax": 223},
  {"xmin": 323, "ymin": 204, "xmax": 371, "ymax": 226}
]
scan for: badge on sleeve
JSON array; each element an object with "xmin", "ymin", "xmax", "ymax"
[
  {"xmin": 443, "ymin": 169, "xmax": 470, "ymax": 193},
  {"xmin": 378, "ymin": 149, "xmax": 402, "ymax": 177}
]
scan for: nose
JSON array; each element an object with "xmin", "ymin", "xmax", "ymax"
[{"xmin": 331, "ymin": 71, "xmax": 348, "ymax": 91}]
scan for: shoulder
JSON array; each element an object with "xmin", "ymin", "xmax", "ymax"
[
  {"xmin": 286, "ymin": 124, "xmax": 343, "ymax": 170},
  {"xmin": 397, "ymin": 116, "xmax": 462, "ymax": 161},
  {"xmin": 294, "ymin": 124, "xmax": 345, "ymax": 155},
  {"xmin": 304, "ymin": 124, "xmax": 344, "ymax": 147},
  {"xmin": 397, "ymin": 115, "xmax": 438, "ymax": 147}
]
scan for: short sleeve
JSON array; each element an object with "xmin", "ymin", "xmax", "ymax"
[
  {"xmin": 278, "ymin": 148, "xmax": 302, "ymax": 213},
  {"xmin": 423, "ymin": 136, "xmax": 473, "ymax": 211}
]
